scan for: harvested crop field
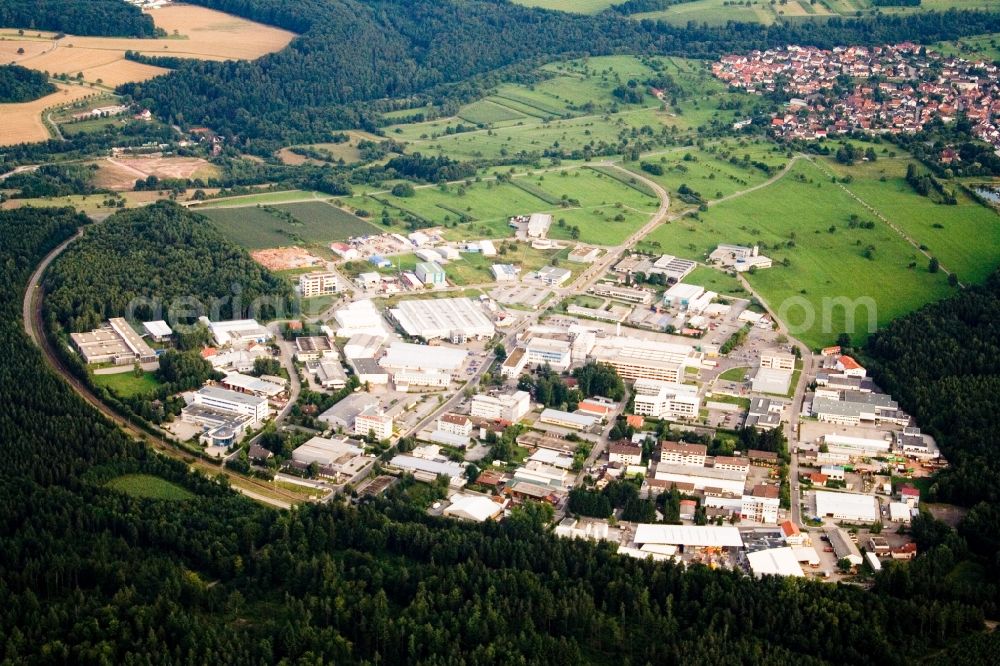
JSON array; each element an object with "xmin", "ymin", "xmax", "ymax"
[
  {"xmin": 93, "ymin": 155, "xmax": 220, "ymax": 190},
  {"xmin": 250, "ymin": 246, "xmax": 325, "ymax": 271},
  {"xmin": 3, "ymin": 5, "xmax": 294, "ymax": 86},
  {"xmin": 0, "ymin": 84, "xmax": 95, "ymax": 146}
]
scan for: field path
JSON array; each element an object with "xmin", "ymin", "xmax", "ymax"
[{"xmin": 806, "ymin": 156, "xmax": 961, "ymax": 285}]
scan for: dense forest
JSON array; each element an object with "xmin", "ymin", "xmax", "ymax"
[
  {"xmin": 866, "ymin": 271, "xmax": 1000, "ymax": 508},
  {"xmin": 0, "ymin": 64, "xmax": 55, "ymax": 103},
  {"xmin": 0, "ymin": 0, "xmax": 157, "ymax": 37},
  {"xmin": 3, "ymin": 163, "xmax": 100, "ymax": 198},
  {"xmin": 44, "ymin": 201, "xmax": 291, "ymax": 333},
  {"xmin": 119, "ymin": 0, "xmax": 1000, "ymax": 148}
]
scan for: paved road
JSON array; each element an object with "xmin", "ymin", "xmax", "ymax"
[
  {"xmin": 266, "ymin": 322, "xmax": 303, "ymax": 424},
  {"xmin": 21, "ymin": 221, "xmax": 298, "ymax": 509}
]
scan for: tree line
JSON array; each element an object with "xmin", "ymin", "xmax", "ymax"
[
  {"xmin": 0, "ymin": 64, "xmax": 55, "ymax": 103},
  {"xmin": 0, "ymin": 0, "xmax": 158, "ymax": 37}
]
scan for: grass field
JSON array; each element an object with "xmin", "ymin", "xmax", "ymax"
[
  {"xmin": 817, "ymin": 150, "xmax": 1000, "ymax": 285},
  {"xmin": 685, "ymin": 265, "xmax": 747, "ymax": 297},
  {"xmin": 106, "ymin": 474, "xmax": 196, "ymax": 501},
  {"xmin": 718, "ymin": 366, "xmax": 750, "ymax": 382},
  {"xmin": 933, "ymin": 34, "xmax": 1000, "ymax": 62},
  {"xmin": 199, "ymin": 201, "xmax": 380, "ymax": 249},
  {"xmin": 192, "ymin": 190, "xmax": 321, "ymax": 208},
  {"xmin": 639, "ymin": 158, "xmax": 954, "ymax": 348},
  {"xmin": 92, "ymin": 370, "xmax": 162, "ymax": 398},
  {"xmin": 631, "ymin": 0, "xmax": 990, "ymax": 25}
]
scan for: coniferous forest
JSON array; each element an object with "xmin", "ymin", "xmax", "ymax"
[
  {"xmin": 0, "ymin": 204, "xmax": 996, "ymax": 663},
  {"xmin": 0, "ymin": 0, "xmax": 156, "ymax": 37}
]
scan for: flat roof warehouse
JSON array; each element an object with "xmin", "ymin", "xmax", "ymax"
[{"xmin": 389, "ymin": 297, "xmax": 494, "ymax": 340}]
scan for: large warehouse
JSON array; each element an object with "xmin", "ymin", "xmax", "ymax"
[
  {"xmin": 380, "ymin": 342, "xmax": 468, "ymax": 374},
  {"xmin": 814, "ymin": 490, "xmax": 880, "ymax": 522},
  {"xmin": 633, "ymin": 524, "xmax": 744, "ymax": 549},
  {"xmin": 389, "ymin": 297, "xmax": 495, "ymax": 341}
]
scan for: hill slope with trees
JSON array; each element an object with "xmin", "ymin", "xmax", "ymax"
[
  {"xmin": 44, "ymin": 201, "xmax": 291, "ymax": 333},
  {"xmin": 0, "ymin": 0, "xmax": 157, "ymax": 37},
  {"xmin": 0, "ymin": 64, "xmax": 55, "ymax": 103},
  {"xmin": 120, "ymin": 0, "xmax": 1000, "ymax": 148}
]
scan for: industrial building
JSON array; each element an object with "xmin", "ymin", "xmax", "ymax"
[
  {"xmin": 752, "ymin": 367, "xmax": 793, "ymax": 395},
  {"xmin": 533, "ymin": 265, "xmax": 571, "ymax": 286},
  {"xmin": 444, "ymin": 494, "xmax": 505, "ymax": 522},
  {"xmin": 568, "ymin": 246, "xmax": 601, "ymax": 263},
  {"xmin": 292, "ymin": 436, "xmax": 367, "ymax": 468},
  {"xmin": 354, "ymin": 406, "xmax": 393, "ymax": 440},
  {"xmin": 380, "ymin": 342, "xmax": 467, "ymax": 375},
  {"xmin": 811, "ymin": 390, "xmax": 906, "ymax": 426},
  {"xmin": 824, "ymin": 524, "xmax": 863, "ymax": 566},
  {"xmin": 202, "ymin": 317, "xmax": 273, "ymax": 348},
  {"xmin": 710, "ymin": 244, "xmax": 772, "ymax": 272},
  {"xmin": 415, "ymin": 261, "xmax": 446, "ymax": 286},
  {"xmin": 70, "ymin": 317, "xmax": 158, "ymax": 365},
  {"xmin": 220, "ymin": 372, "xmax": 286, "ymax": 399},
  {"xmin": 663, "ymin": 283, "xmax": 705, "ymax": 308},
  {"xmin": 351, "ymin": 357, "xmax": 389, "ymax": 385},
  {"xmin": 298, "ymin": 271, "xmax": 341, "ymax": 297},
  {"xmin": 632, "ymin": 524, "xmax": 744, "ymax": 550},
  {"xmin": 524, "ymin": 336, "xmax": 573, "ymax": 371},
  {"xmin": 333, "ymin": 299, "xmax": 389, "ymax": 339},
  {"xmin": 180, "ymin": 405, "xmax": 254, "ymax": 448},
  {"xmin": 491, "ymin": 264, "xmax": 519, "ymax": 282},
  {"xmin": 500, "ymin": 347, "xmax": 528, "ymax": 378},
  {"xmin": 741, "ymin": 485, "xmax": 780, "ymax": 524},
  {"xmin": 659, "ymin": 441, "xmax": 707, "ymax": 467},
  {"xmin": 744, "ymin": 397, "xmax": 784, "ymax": 430},
  {"xmin": 142, "ymin": 320, "xmax": 173, "ymax": 342},
  {"xmin": 343, "ymin": 333, "xmax": 383, "ymax": 360},
  {"xmin": 526, "ymin": 213, "xmax": 552, "ymax": 238},
  {"xmin": 189, "ymin": 385, "xmax": 271, "ymax": 424},
  {"xmin": 632, "ymin": 379, "xmax": 700, "ymax": 420},
  {"xmin": 389, "ymin": 297, "xmax": 494, "ymax": 340},
  {"xmin": 650, "ymin": 254, "xmax": 697, "ymax": 281},
  {"xmin": 746, "ymin": 547, "xmax": 804, "ymax": 578},
  {"xmin": 538, "ymin": 408, "xmax": 597, "ymax": 431},
  {"xmin": 653, "ymin": 463, "xmax": 747, "ymax": 495},
  {"xmin": 294, "ymin": 336, "xmax": 338, "ymax": 362},
  {"xmin": 389, "ymin": 454, "xmax": 466, "ymax": 482},
  {"xmin": 814, "ymin": 490, "xmax": 879, "ymax": 522},
  {"xmin": 588, "ymin": 283, "xmax": 653, "ymax": 305},
  {"xmin": 310, "ymin": 359, "xmax": 347, "ymax": 389},
  {"xmin": 818, "ymin": 433, "xmax": 892, "ymax": 456},
  {"xmin": 590, "ymin": 337, "xmax": 700, "ymax": 383},
  {"xmin": 394, "ymin": 369, "xmax": 451, "ymax": 389},
  {"xmin": 318, "ymin": 393, "xmax": 379, "ymax": 431},
  {"xmin": 471, "ymin": 390, "xmax": 531, "ymax": 422}
]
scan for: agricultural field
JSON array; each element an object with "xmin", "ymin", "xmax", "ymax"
[
  {"xmin": 105, "ymin": 474, "xmax": 196, "ymax": 501},
  {"xmin": 92, "ymin": 370, "xmax": 162, "ymax": 398},
  {"xmin": 631, "ymin": 0, "xmax": 987, "ymax": 25},
  {"xmin": 0, "ymin": 83, "xmax": 94, "ymax": 146},
  {"xmin": 92, "ymin": 155, "xmax": 220, "ymax": 190},
  {"xmin": 277, "ymin": 131, "xmax": 385, "ymax": 165},
  {"xmin": 2, "ymin": 4, "xmax": 294, "ymax": 89},
  {"xmin": 199, "ymin": 201, "xmax": 381, "ymax": 249},
  {"xmin": 817, "ymin": 149, "xmax": 1000, "ymax": 285},
  {"xmin": 385, "ymin": 56, "xmax": 763, "ymax": 161},
  {"xmin": 639, "ymin": 159, "xmax": 954, "ymax": 348},
  {"xmin": 192, "ymin": 190, "xmax": 324, "ymax": 208}
]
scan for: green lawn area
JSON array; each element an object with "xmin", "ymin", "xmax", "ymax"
[
  {"xmin": 718, "ymin": 366, "xmax": 750, "ymax": 382},
  {"xmin": 640, "ymin": 159, "xmax": 953, "ymax": 348},
  {"xmin": 92, "ymin": 370, "xmax": 162, "ymax": 398},
  {"xmin": 819, "ymin": 151, "xmax": 1000, "ymax": 285},
  {"xmin": 198, "ymin": 201, "xmax": 380, "ymax": 249},
  {"xmin": 105, "ymin": 474, "xmax": 196, "ymax": 501},
  {"xmin": 684, "ymin": 265, "xmax": 747, "ymax": 296}
]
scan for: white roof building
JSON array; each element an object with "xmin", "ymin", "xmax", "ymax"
[
  {"xmin": 633, "ymin": 524, "xmax": 744, "ymax": 548},
  {"xmin": 526, "ymin": 213, "xmax": 552, "ymax": 238},
  {"xmin": 334, "ymin": 299, "xmax": 389, "ymax": 339},
  {"xmin": 444, "ymin": 494, "xmax": 504, "ymax": 522},
  {"xmin": 746, "ymin": 547, "xmax": 805, "ymax": 578},
  {"xmin": 292, "ymin": 436, "xmax": 366, "ymax": 467},
  {"xmin": 380, "ymin": 342, "xmax": 467, "ymax": 374},
  {"xmin": 143, "ymin": 320, "xmax": 173, "ymax": 340},
  {"xmin": 814, "ymin": 490, "xmax": 879, "ymax": 522},
  {"xmin": 389, "ymin": 297, "xmax": 494, "ymax": 340},
  {"xmin": 201, "ymin": 318, "xmax": 272, "ymax": 348}
]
